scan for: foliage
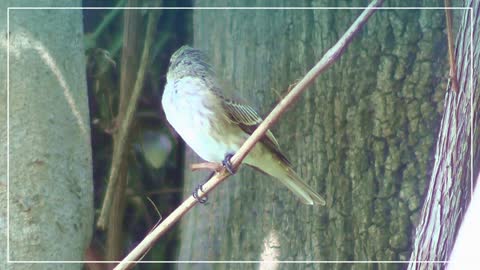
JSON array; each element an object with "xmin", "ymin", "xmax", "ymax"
[{"xmin": 82, "ymin": 0, "xmax": 192, "ymax": 267}]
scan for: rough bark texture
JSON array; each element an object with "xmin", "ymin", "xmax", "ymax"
[
  {"xmin": 177, "ymin": 1, "xmax": 448, "ymax": 269},
  {"xmin": 0, "ymin": 1, "xmax": 93, "ymax": 269},
  {"xmin": 408, "ymin": 1, "xmax": 480, "ymax": 269}
]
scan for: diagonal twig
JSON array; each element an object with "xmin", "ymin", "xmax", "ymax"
[
  {"xmin": 113, "ymin": 1, "xmax": 384, "ymax": 269},
  {"xmin": 97, "ymin": 11, "xmax": 160, "ymax": 229},
  {"xmin": 444, "ymin": 0, "xmax": 459, "ymax": 93}
]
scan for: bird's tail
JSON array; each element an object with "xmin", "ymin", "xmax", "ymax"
[
  {"xmin": 245, "ymin": 150, "xmax": 326, "ymax": 206},
  {"xmin": 275, "ymin": 166, "xmax": 326, "ymax": 205}
]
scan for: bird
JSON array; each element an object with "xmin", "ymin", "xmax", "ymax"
[{"xmin": 161, "ymin": 45, "xmax": 326, "ymax": 205}]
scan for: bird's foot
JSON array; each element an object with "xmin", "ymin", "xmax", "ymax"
[
  {"xmin": 222, "ymin": 153, "xmax": 236, "ymax": 175},
  {"xmin": 192, "ymin": 184, "xmax": 208, "ymax": 204}
]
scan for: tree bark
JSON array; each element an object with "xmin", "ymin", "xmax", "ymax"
[
  {"xmin": 178, "ymin": 1, "xmax": 449, "ymax": 269},
  {"xmin": 0, "ymin": 1, "xmax": 93, "ymax": 269},
  {"xmin": 408, "ymin": 1, "xmax": 480, "ymax": 269}
]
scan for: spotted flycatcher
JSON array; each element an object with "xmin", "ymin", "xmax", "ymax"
[{"xmin": 162, "ymin": 46, "xmax": 326, "ymax": 205}]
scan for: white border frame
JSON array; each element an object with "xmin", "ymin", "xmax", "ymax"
[{"xmin": 6, "ymin": 5, "xmax": 474, "ymax": 265}]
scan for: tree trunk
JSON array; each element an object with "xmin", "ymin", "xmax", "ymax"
[
  {"xmin": 408, "ymin": 1, "xmax": 480, "ymax": 269},
  {"xmin": 178, "ymin": 1, "xmax": 448, "ymax": 269},
  {"xmin": 0, "ymin": 1, "xmax": 94, "ymax": 269}
]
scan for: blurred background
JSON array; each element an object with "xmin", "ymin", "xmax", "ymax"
[{"xmin": 83, "ymin": 0, "xmax": 191, "ymax": 267}]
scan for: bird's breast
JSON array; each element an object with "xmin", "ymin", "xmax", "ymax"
[{"xmin": 162, "ymin": 76, "xmax": 240, "ymax": 162}]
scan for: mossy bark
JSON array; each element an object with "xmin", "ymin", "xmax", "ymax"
[{"xmin": 178, "ymin": 1, "xmax": 448, "ymax": 269}]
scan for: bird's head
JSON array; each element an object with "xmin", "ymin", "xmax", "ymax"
[{"xmin": 167, "ymin": 45, "xmax": 213, "ymax": 81}]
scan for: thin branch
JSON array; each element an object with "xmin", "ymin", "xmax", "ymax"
[
  {"xmin": 229, "ymin": 2, "xmax": 384, "ymax": 168},
  {"xmin": 84, "ymin": 0, "xmax": 126, "ymax": 51},
  {"xmin": 445, "ymin": 0, "xmax": 459, "ymax": 93},
  {"xmin": 91, "ymin": 0, "xmax": 125, "ymax": 42},
  {"xmin": 105, "ymin": 3, "xmax": 142, "ymax": 262},
  {"xmin": 190, "ymin": 162, "xmax": 223, "ymax": 172},
  {"xmin": 113, "ymin": 1, "xmax": 384, "ymax": 269},
  {"xmin": 97, "ymin": 11, "xmax": 160, "ymax": 229}
]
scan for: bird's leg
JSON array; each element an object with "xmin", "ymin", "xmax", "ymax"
[
  {"xmin": 192, "ymin": 171, "xmax": 214, "ymax": 204},
  {"xmin": 191, "ymin": 162, "xmax": 223, "ymax": 172},
  {"xmin": 192, "ymin": 153, "xmax": 236, "ymax": 203},
  {"xmin": 222, "ymin": 153, "xmax": 236, "ymax": 175}
]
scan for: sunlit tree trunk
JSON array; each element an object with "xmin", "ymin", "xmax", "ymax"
[
  {"xmin": 409, "ymin": 1, "xmax": 480, "ymax": 269},
  {"xmin": 0, "ymin": 1, "xmax": 93, "ymax": 269},
  {"xmin": 178, "ymin": 1, "xmax": 449, "ymax": 269}
]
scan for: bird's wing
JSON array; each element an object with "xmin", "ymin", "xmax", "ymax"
[{"xmin": 221, "ymin": 96, "xmax": 291, "ymax": 165}]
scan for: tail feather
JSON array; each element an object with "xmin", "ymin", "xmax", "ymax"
[
  {"xmin": 245, "ymin": 148, "xmax": 326, "ymax": 206},
  {"xmin": 279, "ymin": 168, "xmax": 326, "ymax": 205}
]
